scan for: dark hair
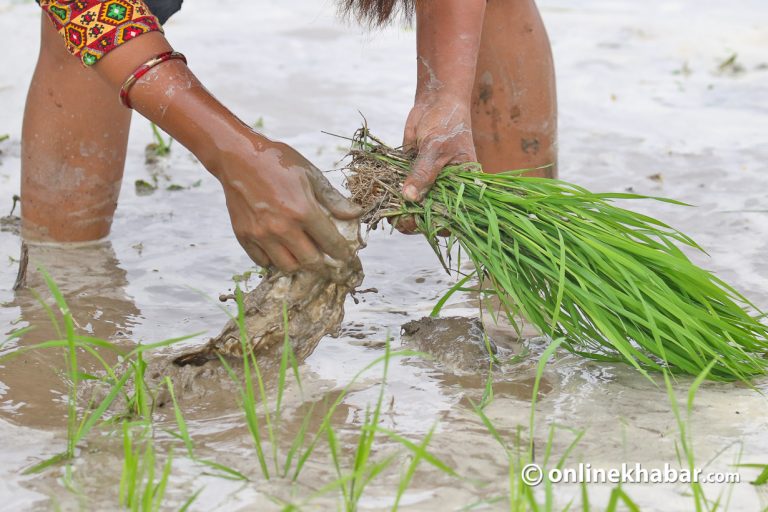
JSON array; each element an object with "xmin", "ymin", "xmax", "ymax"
[{"xmin": 338, "ymin": 0, "xmax": 415, "ymax": 26}]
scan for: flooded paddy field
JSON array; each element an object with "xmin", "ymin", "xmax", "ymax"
[{"xmin": 1, "ymin": 0, "xmax": 767, "ymax": 510}]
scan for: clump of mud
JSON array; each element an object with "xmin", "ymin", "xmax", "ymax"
[
  {"xmin": 0, "ymin": 214, "xmax": 20, "ymax": 235},
  {"xmin": 402, "ymin": 316, "xmax": 501, "ymax": 374},
  {"xmin": 173, "ymin": 217, "xmax": 364, "ymax": 369}
]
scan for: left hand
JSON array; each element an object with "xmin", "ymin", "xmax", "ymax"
[
  {"xmin": 402, "ymin": 94, "xmax": 476, "ymax": 202},
  {"xmin": 396, "ymin": 94, "xmax": 476, "ymax": 233}
]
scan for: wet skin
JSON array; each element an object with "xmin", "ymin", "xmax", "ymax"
[
  {"xmin": 23, "ymin": 22, "xmax": 360, "ymax": 273},
  {"xmin": 21, "ymin": 0, "xmax": 557, "ymax": 267},
  {"xmin": 400, "ymin": 0, "xmax": 558, "ymax": 232}
]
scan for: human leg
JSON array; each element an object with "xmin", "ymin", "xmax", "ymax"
[
  {"xmin": 471, "ymin": 0, "xmax": 557, "ymax": 178},
  {"xmin": 21, "ymin": 16, "xmax": 132, "ymax": 242}
]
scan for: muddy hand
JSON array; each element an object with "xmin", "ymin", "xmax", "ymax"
[
  {"xmin": 397, "ymin": 96, "xmax": 476, "ymax": 234},
  {"xmin": 220, "ymin": 140, "xmax": 362, "ymax": 272},
  {"xmin": 82, "ymin": 32, "xmax": 360, "ymax": 273},
  {"xmin": 394, "ymin": 0, "xmax": 485, "ymax": 235}
]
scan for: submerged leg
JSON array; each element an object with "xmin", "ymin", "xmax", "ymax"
[
  {"xmin": 471, "ymin": 0, "xmax": 558, "ymax": 178},
  {"xmin": 21, "ymin": 16, "xmax": 132, "ymax": 242}
]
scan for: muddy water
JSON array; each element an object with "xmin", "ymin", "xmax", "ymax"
[{"xmin": 2, "ymin": 0, "xmax": 768, "ymax": 510}]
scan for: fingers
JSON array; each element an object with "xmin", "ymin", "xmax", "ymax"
[
  {"xmin": 402, "ymin": 124, "xmax": 417, "ymax": 154},
  {"xmin": 402, "ymin": 106, "xmax": 422, "ymax": 153},
  {"xmin": 278, "ymin": 231, "xmax": 325, "ymax": 271},
  {"xmin": 238, "ymin": 231, "xmax": 325, "ymax": 274},
  {"xmin": 390, "ymin": 214, "xmax": 450, "ymax": 237},
  {"xmin": 391, "ymin": 214, "xmax": 419, "ymax": 235},
  {"xmin": 402, "ymin": 133, "xmax": 477, "ymax": 202},
  {"xmin": 403, "ymin": 146, "xmax": 451, "ymax": 202},
  {"xmin": 259, "ymin": 240, "xmax": 301, "ymax": 273},
  {"xmin": 235, "ymin": 235, "xmax": 271, "ymax": 268},
  {"xmin": 304, "ymin": 212, "xmax": 355, "ymax": 262},
  {"xmin": 306, "ymin": 168, "xmax": 363, "ymax": 220}
]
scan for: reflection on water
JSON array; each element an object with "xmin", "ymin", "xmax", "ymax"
[{"xmin": 1, "ymin": 242, "xmax": 140, "ymax": 428}]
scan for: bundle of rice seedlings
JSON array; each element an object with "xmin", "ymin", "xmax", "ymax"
[{"xmin": 343, "ymin": 129, "xmax": 768, "ymax": 381}]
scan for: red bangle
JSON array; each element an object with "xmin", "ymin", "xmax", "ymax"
[{"xmin": 119, "ymin": 51, "xmax": 188, "ymax": 109}]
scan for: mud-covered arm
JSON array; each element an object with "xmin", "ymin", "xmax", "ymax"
[
  {"xmin": 47, "ymin": 23, "xmax": 360, "ymax": 273},
  {"xmin": 39, "ymin": 0, "xmax": 163, "ymax": 66},
  {"xmin": 402, "ymin": 0, "xmax": 486, "ymax": 203}
]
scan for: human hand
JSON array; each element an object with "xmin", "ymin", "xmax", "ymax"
[
  {"xmin": 88, "ymin": 32, "xmax": 361, "ymax": 271},
  {"xmin": 217, "ymin": 137, "xmax": 362, "ymax": 272},
  {"xmin": 397, "ymin": 94, "xmax": 476, "ymax": 233}
]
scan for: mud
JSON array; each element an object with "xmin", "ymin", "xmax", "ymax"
[
  {"xmin": 2, "ymin": 1, "xmax": 768, "ymax": 510},
  {"xmin": 173, "ymin": 217, "xmax": 364, "ymax": 369},
  {"xmin": 401, "ymin": 316, "xmax": 500, "ymax": 373},
  {"xmin": 0, "ymin": 214, "xmax": 20, "ymax": 236}
]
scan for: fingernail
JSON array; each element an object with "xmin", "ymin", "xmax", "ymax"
[{"xmin": 403, "ymin": 185, "xmax": 419, "ymax": 202}]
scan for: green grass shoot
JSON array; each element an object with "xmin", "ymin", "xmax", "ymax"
[
  {"xmin": 345, "ymin": 129, "xmax": 768, "ymax": 381},
  {"xmin": 119, "ymin": 421, "xmax": 174, "ymax": 512},
  {"xmin": 1, "ymin": 269, "xmax": 197, "ymax": 474},
  {"xmin": 164, "ymin": 377, "xmax": 248, "ymax": 481},
  {"xmin": 149, "ymin": 123, "xmax": 173, "ymax": 157}
]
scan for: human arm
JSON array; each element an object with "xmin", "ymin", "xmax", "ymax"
[
  {"xmin": 38, "ymin": 2, "xmax": 360, "ymax": 272},
  {"xmin": 401, "ymin": 0, "xmax": 486, "ymax": 203}
]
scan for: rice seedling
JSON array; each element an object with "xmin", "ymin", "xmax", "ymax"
[
  {"xmin": 215, "ymin": 287, "xmax": 282, "ymax": 479},
  {"xmin": 468, "ymin": 336, "xmax": 656, "ymax": 512},
  {"xmin": 5, "ymin": 270, "xmax": 132, "ymax": 474},
  {"xmin": 339, "ymin": 340, "xmax": 394, "ymax": 509},
  {"xmin": 344, "ymin": 129, "xmax": 768, "ymax": 381},
  {"xmin": 210, "ymin": 285, "xmax": 457, "ymax": 509},
  {"xmin": 163, "ymin": 377, "xmax": 248, "ymax": 481},
  {"xmin": 468, "ymin": 360, "xmax": 745, "ymax": 512},
  {"xmin": 389, "ymin": 426, "xmax": 437, "ymax": 512},
  {"xmin": 0, "ymin": 269, "xmax": 197, "ymax": 474},
  {"xmin": 324, "ymin": 339, "xmax": 430, "ymax": 512},
  {"xmin": 278, "ymin": 339, "xmax": 455, "ymax": 512},
  {"xmin": 665, "ymin": 365, "xmax": 712, "ymax": 511},
  {"xmin": 664, "ymin": 362, "xmax": 749, "ymax": 512},
  {"xmin": 739, "ymin": 464, "xmax": 768, "ymax": 486},
  {"xmin": 471, "ymin": 338, "xmax": 574, "ymax": 511},
  {"xmin": 326, "ymin": 392, "xmax": 396, "ymax": 510},
  {"xmin": 219, "ymin": 286, "xmax": 439, "ymax": 490},
  {"xmin": 148, "ymin": 122, "xmax": 173, "ymax": 157},
  {"xmin": 119, "ymin": 421, "xmax": 175, "ymax": 512}
]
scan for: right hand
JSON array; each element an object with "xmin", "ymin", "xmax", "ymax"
[
  {"xmin": 216, "ymin": 138, "xmax": 362, "ymax": 273},
  {"xmin": 89, "ymin": 33, "xmax": 360, "ymax": 271}
]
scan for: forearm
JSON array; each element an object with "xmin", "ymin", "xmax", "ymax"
[
  {"xmin": 400, "ymin": 0, "xmax": 485, "ymax": 202},
  {"xmin": 37, "ymin": 0, "xmax": 250, "ymax": 177},
  {"xmin": 33, "ymin": 2, "xmax": 360, "ymax": 270},
  {"xmin": 94, "ymin": 32, "xmax": 255, "ymax": 177},
  {"xmin": 414, "ymin": 0, "xmax": 486, "ymax": 103}
]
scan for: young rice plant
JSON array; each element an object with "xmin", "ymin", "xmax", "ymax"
[{"xmin": 344, "ymin": 129, "xmax": 768, "ymax": 382}]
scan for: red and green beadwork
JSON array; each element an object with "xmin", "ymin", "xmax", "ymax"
[{"xmin": 39, "ymin": 0, "xmax": 163, "ymax": 66}]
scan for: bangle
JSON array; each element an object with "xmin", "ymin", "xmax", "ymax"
[{"xmin": 119, "ymin": 51, "xmax": 188, "ymax": 109}]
